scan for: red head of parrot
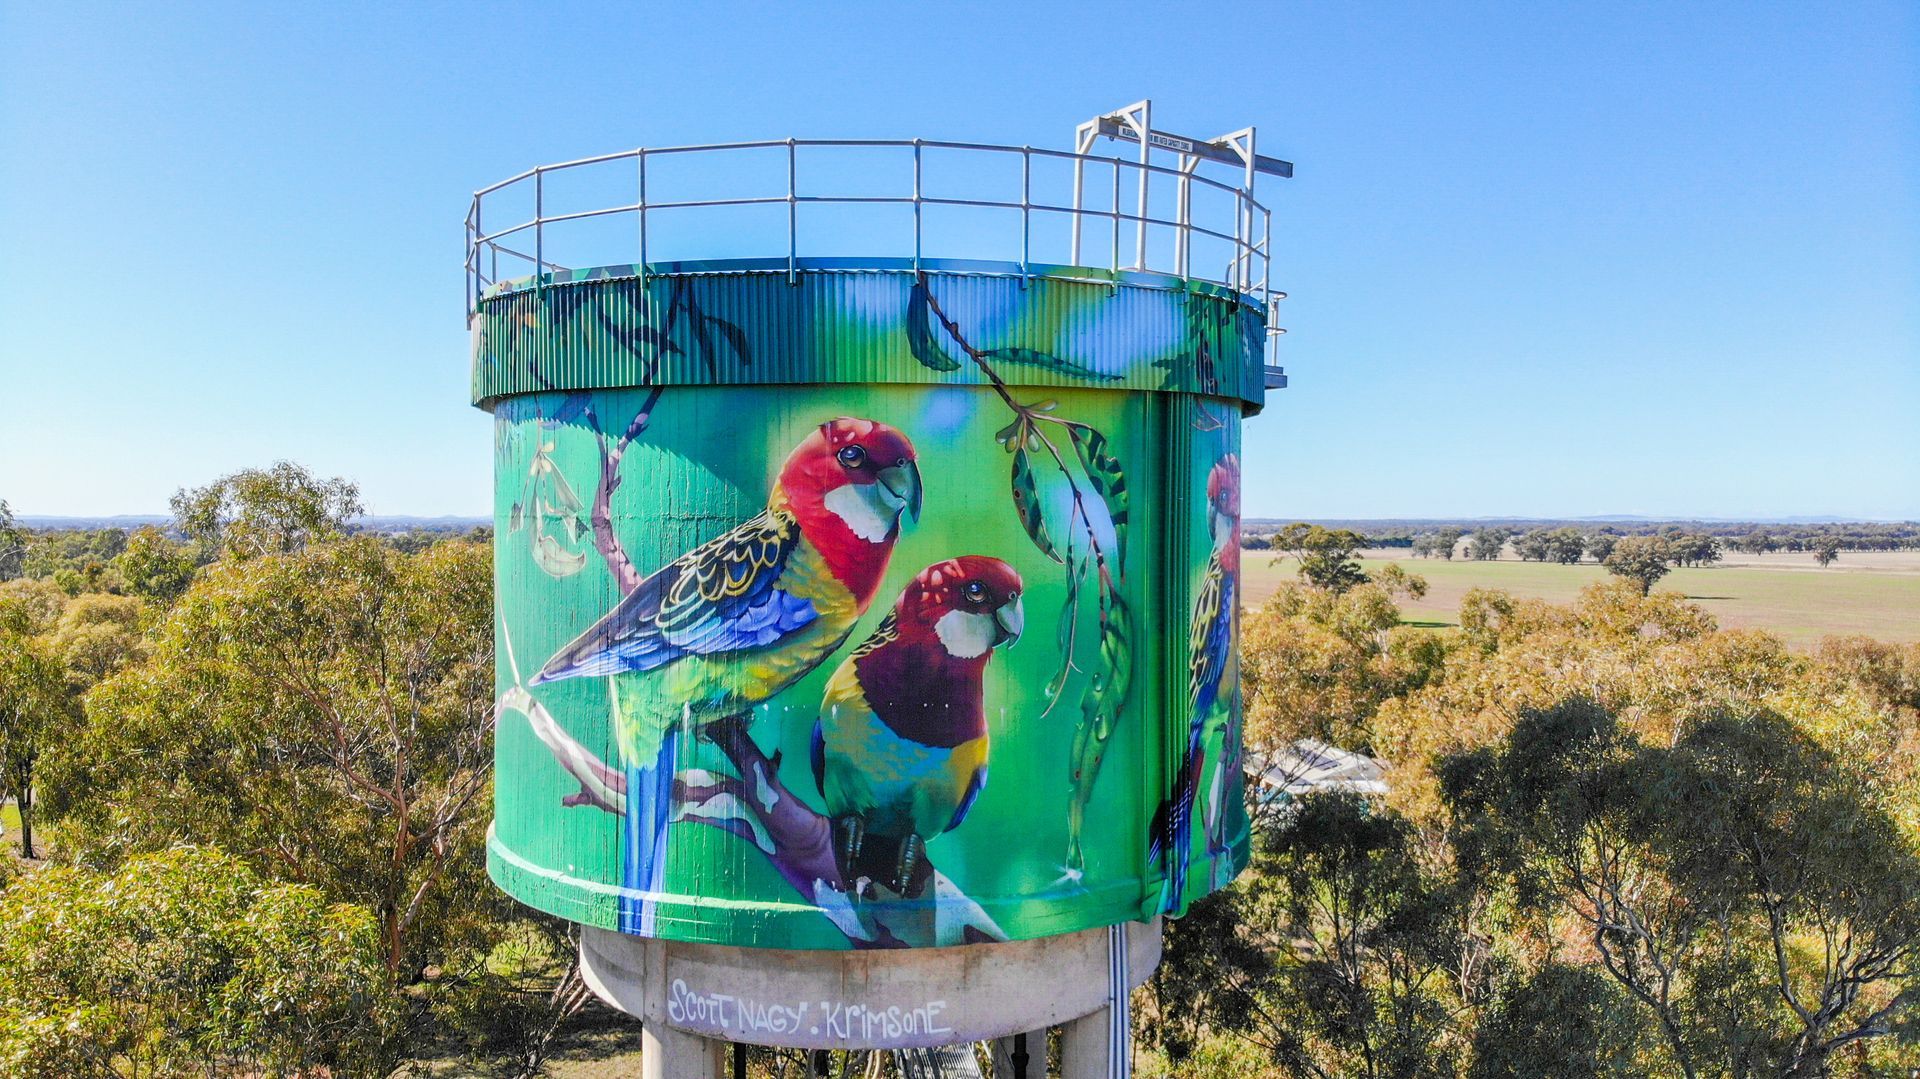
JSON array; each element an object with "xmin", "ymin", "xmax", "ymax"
[
  {"xmin": 849, "ymin": 556, "xmax": 1024, "ymax": 748},
  {"xmin": 779, "ymin": 417, "xmax": 922, "ymax": 607},
  {"xmin": 1207, "ymin": 454, "xmax": 1241, "ymax": 571}
]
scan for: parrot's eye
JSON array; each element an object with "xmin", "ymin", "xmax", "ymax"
[
  {"xmin": 836, "ymin": 445, "xmax": 867, "ymax": 468},
  {"xmin": 963, "ymin": 581, "xmax": 988, "ymax": 605}
]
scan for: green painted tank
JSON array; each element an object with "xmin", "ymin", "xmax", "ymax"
[{"xmin": 474, "ymin": 147, "xmax": 1275, "ymax": 951}]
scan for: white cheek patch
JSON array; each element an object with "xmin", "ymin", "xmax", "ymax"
[
  {"xmin": 823, "ymin": 483, "xmax": 896, "ymax": 542},
  {"xmin": 935, "ymin": 609, "xmax": 996, "ymax": 659}
]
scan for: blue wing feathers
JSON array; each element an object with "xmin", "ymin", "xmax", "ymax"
[
  {"xmin": 810, "ymin": 720, "xmax": 826, "ymax": 797},
  {"xmin": 533, "ymin": 511, "xmax": 815, "ymax": 685},
  {"xmin": 1192, "ymin": 572, "xmax": 1235, "ymax": 717},
  {"xmin": 946, "ymin": 765, "xmax": 986, "ymax": 834}
]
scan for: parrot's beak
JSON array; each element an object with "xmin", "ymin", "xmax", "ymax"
[
  {"xmin": 878, "ymin": 460, "xmax": 923, "ymax": 523},
  {"xmin": 993, "ymin": 595, "xmax": 1024, "ymax": 647}
]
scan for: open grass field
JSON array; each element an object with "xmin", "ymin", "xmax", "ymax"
[{"xmin": 1245, "ymin": 549, "xmax": 1920, "ymax": 650}]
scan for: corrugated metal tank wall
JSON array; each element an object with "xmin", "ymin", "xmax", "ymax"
[{"xmin": 479, "ymin": 259, "xmax": 1257, "ymax": 950}]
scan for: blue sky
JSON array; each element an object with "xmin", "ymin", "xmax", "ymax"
[{"xmin": 2, "ymin": 2, "xmax": 1914, "ymax": 520}]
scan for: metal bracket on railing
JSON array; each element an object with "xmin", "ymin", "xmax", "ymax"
[{"xmin": 1074, "ymin": 100, "xmax": 1293, "ymax": 290}]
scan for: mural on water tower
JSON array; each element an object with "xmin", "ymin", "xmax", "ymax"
[{"xmin": 482, "ymin": 267, "xmax": 1258, "ymax": 949}]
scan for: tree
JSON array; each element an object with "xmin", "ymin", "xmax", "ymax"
[
  {"xmin": 1433, "ymin": 527, "xmax": 1465, "ymax": 561},
  {"xmin": 1512, "ymin": 528, "xmax": 1551, "ymax": 562},
  {"xmin": 1244, "ymin": 792, "xmax": 1468, "ymax": 1077},
  {"xmin": 1583, "ymin": 531, "xmax": 1618, "ymax": 563},
  {"xmin": 1273, "ymin": 523, "xmax": 1371, "ymax": 594},
  {"xmin": 1465, "ymin": 527, "xmax": 1510, "ymax": 561},
  {"xmin": 0, "ymin": 624, "xmax": 70, "ymax": 859},
  {"xmin": 1137, "ymin": 887, "xmax": 1275, "ymax": 1066},
  {"xmin": 1669, "ymin": 533, "xmax": 1722, "ymax": 568},
  {"xmin": 1813, "ymin": 538, "xmax": 1841, "ymax": 568},
  {"xmin": 0, "ymin": 502, "xmax": 22, "ymax": 582},
  {"xmin": 1602, "ymin": 535, "xmax": 1673, "ymax": 595},
  {"xmin": 112, "ymin": 525, "xmax": 196, "ymax": 604},
  {"xmin": 1543, "ymin": 527, "xmax": 1587, "ymax": 565},
  {"xmin": 170, "ymin": 461, "xmax": 363, "ymax": 562},
  {"xmin": 0, "ymin": 846, "xmax": 403, "ymax": 1077},
  {"xmin": 1738, "ymin": 530, "xmax": 1779, "ymax": 558},
  {"xmin": 20, "ymin": 528, "xmax": 127, "ymax": 585},
  {"xmin": 1440, "ymin": 699, "xmax": 1920, "ymax": 1078},
  {"xmin": 53, "ymin": 537, "xmax": 493, "ymax": 977},
  {"xmin": 1467, "ymin": 965, "xmax": 1646, "ymax": 1079},
  {"xmin": 47, "ymin": 594, "xmax": 146, "ymax": 691},
  {"xmin": 1240, "ymin": 576, "xmax": 1447, "ymax": 756}
]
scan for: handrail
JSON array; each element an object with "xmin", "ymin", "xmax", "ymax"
[{"xmin": 465, "ymin": 137, "xmax": 1287, "ymax": 382}]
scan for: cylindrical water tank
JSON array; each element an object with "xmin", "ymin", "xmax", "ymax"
[{"xmin": 473, "ymin": 139, "xmax": 1272, "ymax": 957}]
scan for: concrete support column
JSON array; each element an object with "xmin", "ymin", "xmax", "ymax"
[
  {"xmin": 991, "ymin": 1029, "xmax": 1045, "ymax": 1078},
  {"xmin": 1058, "ymin": 1008, "xmax": 1111, "ymax": 1079},
  {"xmin": 641, "ymin": 1021, "xmax": 724, "ymax": 1079}
]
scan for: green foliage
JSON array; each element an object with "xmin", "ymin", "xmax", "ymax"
[
  {"xmin": 0, "ymin": 624, "xmax": 73, "ymax": 859},
  {"xmin": 112, "ymin": 525, "xmax": 197, "ymax": 604},
  {"xmin": 1467, "ymin": 964, "xmax": 1646, "ymax": 1078},
  {"xmin": 1602, "ymin": 534, "xmax": 1674, "ymax": 594},
  {"xmin": 18, "ymin": 528, "xmax": 128, "ymax": 589},
  {"xmin": 1241, "ymin": 576, "xmax": 1448, "ymax": 755},
  {"xmin": 169, "ymin": 461, "xmax": 363, "ymax": 562},
  {"xmin": 1465, "ymin": 527, "xmax": 1511, "ymax": 561},
  {"xmin": 1138, "ymin": 887, "xmax": 1274, "ymax": 1065},
  {"xmin": 1664, "ymin": 531, "xmax": 1723, "ymax": 568},
  {"xmin": 1814, "ymin": 537, "xmax": 1842, "ymax": 568},
  {"xmin": 0, "ymin": 503, "xmax": 22, "ymax": 582},
  {"xmin": 51, "ymin": 538, "xmax": 494, "ymax": 980},
  {"xmin": 46, "ymin": 594, "xmax": 146, "ymax": 691},
  {"xmin": 1440, "ymin": 699, "xmax": 1920, "ymax": 1077},
  {"xmin": 1251, "ymin": 793, "xmax": 1466, "ymax": 1077},
  {"xmin": 1274, "ymin": 523, "xmax": 1371, "ymax": 593},
  {"xmin": 1512, "ymin": 527, "xmax": 1590, "ymax": 565},
  {"xmin": 0, "ymin": 846, "xmax": 402, "ymax": 1078}
]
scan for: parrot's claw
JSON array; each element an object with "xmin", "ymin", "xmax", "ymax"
[
  {"xmin": 893, "ymin": 834, "xmax": 925, "ymax": 898},
  {"xmin": 831, "ymin": 814, "xmax": 866, "ymax": 884}
]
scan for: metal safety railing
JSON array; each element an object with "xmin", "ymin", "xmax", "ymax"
[{"xmin": 465, "ymin": 137, "xmax": 1287, "ymax": 383}]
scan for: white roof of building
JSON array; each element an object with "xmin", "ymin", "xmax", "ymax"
[{"xmin": 1246, "ymin": 738, "xmax": 1389, "ymax": 796}]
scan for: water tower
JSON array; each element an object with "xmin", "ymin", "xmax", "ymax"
[{"xmin": 467, "ymin": 101, "xmax": 1289, "ymax": 1077}]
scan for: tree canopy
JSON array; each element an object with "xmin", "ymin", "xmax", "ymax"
[
  {"xmin": 170, "ymin": 462, "xmax": 363, "ymax": 562},
  {"xmin": 0, "ymin": 846, "xmax": 402, "ymax": 1078},
  {"xmin": 1273, "ymin": 523, "xmax": 1372, "ymax": 593}
]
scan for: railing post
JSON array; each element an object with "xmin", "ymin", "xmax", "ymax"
[
  {"xmin": 1070, "ymin": 153, "xmax": 1086, "ymax": 264},
  {"xmin": 534, "ymin": 167, "xmax": 544, "ymax": 294},
  {"xmin": 1110, "ymin": 161, "xmax": 1120, "ymax": 289},
  {"xmin": 912, "ymin": 140, "xmax": 923, "ymax": 273},
  {"xmin": 787, "ymin": 139, "xmax": 798, "ymax": 285},
  {"xmin": 637, "ymin": 148, "xmax": 648, "ymax": 286},
  {"xmin": 1261, "ymin": 208, "xmax": 1272, "ymax": 296},
  {"xmin": 1236, "ymin": 189, "xmax": 1251, "ymax": 289},
  {"xmin": 1174, "ymin": 161, "xmax": 1192, "ymax": 278},
  {"xmin": 1021, "ymin": 146, "xmax": 1031, "ymax": 283},
  {"xmin": 469, "ymin": 196, "xmax": 479, "ymax": 315}
]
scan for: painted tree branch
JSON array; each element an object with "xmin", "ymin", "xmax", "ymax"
[
  {"xmin": 496, "ymin": 688, "xmax": 1005, "ymax": 948},
  {"xmin": 586, "ymin": 385, "xmax": 664, "ymax": 597}
]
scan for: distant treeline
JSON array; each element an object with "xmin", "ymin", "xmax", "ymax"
[
  {"xmin": 0, "ymin": 518, "xmax": 490, "ymax": 592},
  {"xmin": 1245, "ymin": 519, "xmax": 1920, "ymax": 556}
]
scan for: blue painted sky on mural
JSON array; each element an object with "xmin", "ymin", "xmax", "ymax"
[{"xmin": 2, "ymin": 2, "xmax": 1914, "ymax": 519}]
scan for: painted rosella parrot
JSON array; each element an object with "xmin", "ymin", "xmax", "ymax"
[
  {"xmin": 1149, "ymin": 454, "xmax": 1240, "ymax": 912},
  {"xmin": 811, "ymin": 556, "xmax": 1024, "ymax": 897},
  {"xmin": 531, "ymin": 417, "xmax": 921, "ymax": 930}
]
